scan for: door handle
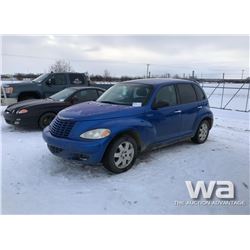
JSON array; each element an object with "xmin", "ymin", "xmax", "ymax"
[
  {"xmin": 197, "ymin": 106, "xmax": 203, "ymax": 109},
  {"xmin": 174, "ymin": 110, "xmax": 182, "ymax": 113}
]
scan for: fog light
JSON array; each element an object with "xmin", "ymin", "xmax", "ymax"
[{"xmin": 79, "ymin": 154, "xmax": 89, "ymax": 161}]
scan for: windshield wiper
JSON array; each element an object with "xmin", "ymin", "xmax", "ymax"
[{"xmin": 99, "ymin": 101, "xmax": 120, "ymax": 105}]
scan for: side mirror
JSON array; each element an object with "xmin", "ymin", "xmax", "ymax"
[
  {"xmin": 46, "ymin": 79, "xmax": 52, "ymax": 86},
  {"xmin": 152, "ymin": 101, "xmax": 170, "ymax": 109},
  {"xmin": 71, "ymin": 96, "xmax": 79, "ymax": 104},
  {"xmin": 46, "ymin": 78, "xmax": 56, "ymax": 86}
]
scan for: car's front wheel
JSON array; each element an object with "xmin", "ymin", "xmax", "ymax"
[
  {"xmin": 39, "ymin": 112, "xmax": 56, "ymax": 129},
  {"xmin": 103, "ymin": 135, "xmax": 138, "ymax": 173},
  {"xmin": 191, "ymin": 119, "xmax": 210, "ymax": 144}
]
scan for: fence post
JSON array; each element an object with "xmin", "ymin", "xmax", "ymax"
[
  {"xmin": 220, "ymin": 73, "xmax": 225, "ymax": 108},
  {"xmin": 245, "ymin": 81, "xmax": 250, "ymax": 112}
]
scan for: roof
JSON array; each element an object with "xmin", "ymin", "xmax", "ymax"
[
  {"xmin": 52, "ymin": 72, "xmax": 84, "ymax": 74},
  {"xmin": 71, "ymin": 86, "xmax": 105, "ymax": 90},
  {"xmin": 123, "ymin": 78, "xmax": 196, "ymax": 86}
]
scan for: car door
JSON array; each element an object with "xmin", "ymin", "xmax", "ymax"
[
  {"xmin": 193, "ymin": 83, "xmax": 208, "ymax": 110},
  {"xmin": 176, "ymin": 83, "xmax": 199, "ymax": 137},
  {"xmin": 70, "ymin": 89, "xmax": 99, "ymax": 104},
  {"xmin": 149, "ymin": 84, "xmax": 182, "ymax": 143},
  {"xmin": 43, "ymin": 74, "xmax": 68, "ymax": 97}
]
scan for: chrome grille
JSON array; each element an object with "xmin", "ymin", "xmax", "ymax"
[{"xmin": 49, "ymin": 117, "xmax": 75, "ymax": 138}]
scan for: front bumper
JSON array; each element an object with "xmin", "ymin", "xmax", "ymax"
[
  {"xmin": 3, "ymin": 111, "xmax": 38, "ymax": 127},
  {"xmin": 42, "ymin": 126, "xmax": 109, "ymax": 165}
]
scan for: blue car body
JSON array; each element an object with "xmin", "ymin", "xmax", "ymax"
[{"xmin": 43, "ymin": 79, "xmax": 213, "ymax": 165}]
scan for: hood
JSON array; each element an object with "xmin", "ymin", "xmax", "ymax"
[
  {"xmin": 58, "ymin": 101, "xmax": 145, "ymax": 121},
  {"xmin": 3, "ymin": 80, "xmax": 36, "ymax": 87},
  {"xmin": 6, "ymin": 98, "xmax": 64, "ymax": 112}
]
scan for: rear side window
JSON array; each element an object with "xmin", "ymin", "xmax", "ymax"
[
  {"xmin": 72, "ymin": 89, "xmax": 99, "ymax": 102},
  {"xmin": 177, "ymin": 83, "xmax": 197, "ymax": 104},
  {"xmin": 69, "ymin": 74, "xmax": 85, "ymax": 85},
  {"xmin": 193, "ymin": 84, "xmax": 206, "ymax": 101},
  {"xmin": 154, "ymin": 85, "xmax": 177, "ymax": 107}
]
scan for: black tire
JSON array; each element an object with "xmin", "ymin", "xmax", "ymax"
[
  {"xmin": 38, "ymin": 112, "xmax": 56, "ymax": 129},
  {"xmin": 191, "ymin": 119, "xmax": 210, "ymax": 144},
  {"xmin": 103, "ymin": 135, "xmax": 138, "ymax": 174}
]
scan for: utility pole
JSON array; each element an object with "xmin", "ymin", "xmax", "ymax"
[
  {"xmin": 222, "ymin": 73, "xmax": 225, "ymax": 80},
  {"xmin": 241, "ymin": 69, "xmax": 245, "ymax": 79},
  {"xmin": 146, "ymin": 64, "xmax": 150, "ymax": 78},
  {"xmin": 192, "ymin": 70, "xmax": 195, "ymax": 79}
]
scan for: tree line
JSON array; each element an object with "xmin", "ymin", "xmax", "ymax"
[{"xmin": 1, "ymin": 72, "xmax": 142, "ymax": 82}]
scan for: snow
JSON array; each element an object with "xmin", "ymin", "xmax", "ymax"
[{"xmin": 0, "ymin": 106, "xmax": 249, "ymax": 214}]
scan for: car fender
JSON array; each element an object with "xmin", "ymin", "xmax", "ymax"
[
  {"xmin": 105, "ymin": 116, "xmax": 156, "ymax": 150},
  {"xmin": 72, "ymin": 116, "xmax": 156, "ymax": 158},
  {"xmin": 192, "ymin": 109, "xmax": 213, "ymax": 135}
]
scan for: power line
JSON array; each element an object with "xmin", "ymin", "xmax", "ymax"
[
  {"xmin": 1, "ymin": 53, "xmax": 146, "ymax": 66},
  {"xmin": 2, "ymin": 53, "xmax": 249, "ymax": 78},
  {"xmin": 3, "ymin": 53, "xmax": 243, "ymax": 71}
]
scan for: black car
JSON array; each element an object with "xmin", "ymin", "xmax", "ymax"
[{"xmin": 3, "ymin": 86, "xmax": 105, "ymax": 129}]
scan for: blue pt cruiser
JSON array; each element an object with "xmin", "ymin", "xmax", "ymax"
[{"xmin": 43, "ymin": 79, "xmax": 213, "ymax": 173}]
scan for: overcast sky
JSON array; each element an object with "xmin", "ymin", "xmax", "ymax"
[{"xmin": 1, "ymin": 35, "xmax": 249, "ymax": 78}]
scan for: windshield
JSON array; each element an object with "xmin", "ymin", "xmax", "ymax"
[
  {"xmin": 49, "ymin": 88, "xmax": 76, "ymax": 101},
  {"xmin": 97, "ymin": 84, "xmax": 153, "ymax": 106},
  {"xmin": 32, "ymin": 73, "xmax": 49, "ymax": 83}
]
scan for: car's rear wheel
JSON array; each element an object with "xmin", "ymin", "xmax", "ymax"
[
  {"xmin": 103, "ymin": 136, "xmax": 138, "ymax": 173},
  {"xmin": 191, "ymin": 119, "xmax": 210, "ymax": 144},
  {"xmin": 39, "ymin": 112, "xmax": 56, "ymax": 129}
]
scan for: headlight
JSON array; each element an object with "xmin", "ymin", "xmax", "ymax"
[
  {"xmin": 4, "ymin": 87, "xmax": 14, "ymax": 94},
  {"xmin": 80, "ymin": 129, "xmax": 111, "ymax": 139},
  {"xmin": 17, "ymin": 109, "xmax": 29, "ymax": 114}
]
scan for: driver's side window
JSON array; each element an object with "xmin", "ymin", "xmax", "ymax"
[
  {"xmin": 48, "ymin": 74, "xmax": 67, "ymax": 85},
  {"xmin": 154, "ymin": 85, "xmax": 177, "ymax": 108}
]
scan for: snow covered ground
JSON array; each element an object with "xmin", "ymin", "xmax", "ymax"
[{"xmin": 0, "ymin": 106, "xmax": 249, "ymax": 214}]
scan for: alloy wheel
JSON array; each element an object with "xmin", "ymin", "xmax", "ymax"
[
  {"xmin": 113, "ymin": 141, "xmax": 135, "ymax": 169},
  {"xmin": 198, "ymin": 122, "xmax": 208, "ymax": 141}
]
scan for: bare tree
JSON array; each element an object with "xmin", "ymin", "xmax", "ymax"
[
  {"xmin": 103, "ymin": 69, "xmax": 111, "ymax": 82},
  {"xmin": 103, "ymin": 69, "xmax": 111, "ymax": 78},
  {"xmin": 49, "ymin": 59, "xmax": 74, "ymax": 73}
]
